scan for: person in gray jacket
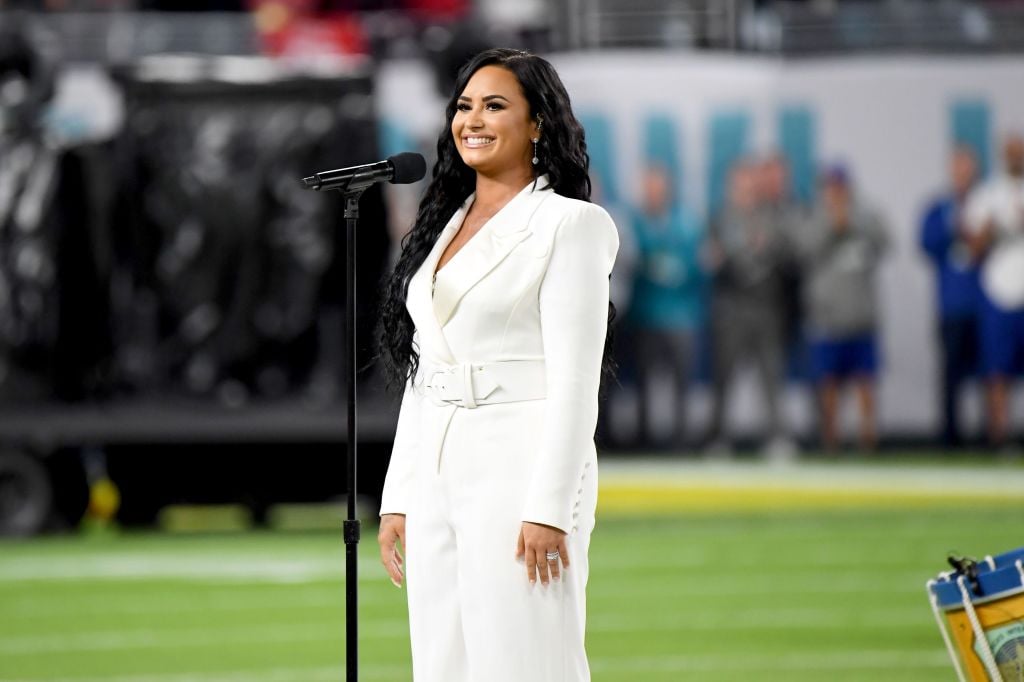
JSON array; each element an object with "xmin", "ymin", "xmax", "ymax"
[
  {"xmin": 796, "ymin": 164, "xmax": 889, "ymax": 451},
  {"xmin": 704, "ymin": 159, "xmax": 796, "ymax": 458}
]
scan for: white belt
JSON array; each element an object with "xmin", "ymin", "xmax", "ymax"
[{"xmin": 423, "ymin": 359, "xmax": 546, "ymax": 409}]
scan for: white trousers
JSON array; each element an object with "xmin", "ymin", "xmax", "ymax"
[{"xmin": 404, "ymin": 406, "xmax": 598, "ymax": 682}]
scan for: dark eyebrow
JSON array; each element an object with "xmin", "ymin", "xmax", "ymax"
[{"xmin": 457, "ymin": 94, "xmax": 511, "ymax": 103}]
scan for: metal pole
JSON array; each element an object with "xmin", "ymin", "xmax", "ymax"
[{"xmin": 342, "ymin": 192, "xmax": 362, "ymax": 682}]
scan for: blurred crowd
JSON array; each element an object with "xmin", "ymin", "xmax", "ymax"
[
  {"xmin": 2, "ymin": 5, "xmax": 1023, "ymax": 455},
  {"xmin": 611, "ymin": 135, "xmax": 1024, "ymax": 456}
]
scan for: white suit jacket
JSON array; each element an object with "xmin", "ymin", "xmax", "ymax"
[{"xmin": 380, "ymin": 176, "xmax": 619, "ymax": 534}]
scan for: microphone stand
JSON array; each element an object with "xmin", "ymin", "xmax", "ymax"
[
  {"xmin": 300, "ymin": 175, "xmax": 374, "ymax": 682},
  {"xmin": 303, "ymin": 156, "xmax": 425, "ymax": 681},
  {"xmin": 341, "ymin": 189, "xmax": 363, "ymax": 682}
]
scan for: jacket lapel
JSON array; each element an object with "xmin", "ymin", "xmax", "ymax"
[
  {"xmin": 406, "ymin": 201, "xmax": 470, "ymax": 364},
  {"xmin": 432, "ymin": 177, "xmax": 553, "ymax": 327}
]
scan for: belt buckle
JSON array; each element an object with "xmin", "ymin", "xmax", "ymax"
[
  {"xmin": 427, "ymin": 367, "xmax": 461, "ymax": 406},
  {"xmin": 427, "ymin": 364, "xmax": 479, "ymax": 409},
  {"xmin": 428, "ymin": 369, "xmax": 451, "ymax": 394}
]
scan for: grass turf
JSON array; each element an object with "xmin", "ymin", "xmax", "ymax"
[{"xmin": 1, "ymin": 466, "xmax": 1022, "ymax": 681}]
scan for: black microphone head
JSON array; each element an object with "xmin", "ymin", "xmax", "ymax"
[{"xmin": 388, "ymin": 152, "xmax": 426, "ymax": 185}]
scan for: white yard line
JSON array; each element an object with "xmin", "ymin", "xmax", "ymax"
[
  {"xmin": 0, "ymin": 556, "xmax": 384, "ymax": 584},
  {"xmin": 1, "ymin": 586, "xmax": 375, "ymax": 620},
  {"xmin": 1, "ymin": 605, "xmax": 930, "ymax": 657},
  {"xmin": 0, "ymin": 650, "xmax": 950, "ymax": 681},
  {"xmin": 0, "ymin": 619, "xmax": 407, "ymax": 657},
  {"xmin": 588, "ymin": 607, "xmax": 928, "ymax": 632},
  {"xmin": 0, "ymin": 664, "xmax": 405, "ymax": 682},
  {"xmin": 589, "ymin": 569, "xmax": 928, "ymax": 595},
  {"xmin": 589, "ymin": 649, "xmax": 951, "ymax": 673}
]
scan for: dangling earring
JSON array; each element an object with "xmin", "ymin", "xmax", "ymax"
[{"xmin": 532, "ymin": 118, "xmax": 543, "ymax": 166}]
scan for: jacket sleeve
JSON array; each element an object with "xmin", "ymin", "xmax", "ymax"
[
  {"xmin": 521, "ymin": 203, "xmax": 619, "ymax": 533},
  {"xmin": 379, "ymin": 360, "xmax": 423, "ymax": 516}
]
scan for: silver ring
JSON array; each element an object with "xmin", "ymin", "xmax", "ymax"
[{"xmin": 545, "ymin": 551, "xmax": 560, "ymax": 562}]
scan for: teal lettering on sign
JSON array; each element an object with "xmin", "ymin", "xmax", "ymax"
[{"xmin": 951, "ymin": 99, "xmax": 991, "ymax": 179}]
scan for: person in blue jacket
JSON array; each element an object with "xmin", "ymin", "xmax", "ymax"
[
  {"xmin": 919, "ymin": 145, "xmax": 980, "ymax": 448},
  {"xmin": 629, "ymin": 163, "xmax": 705, "ymax": 448}
]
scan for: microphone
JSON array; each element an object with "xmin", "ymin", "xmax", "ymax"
[{"xmin": 302, "ymin": 152, "xmax": 426, "ymax": 192}]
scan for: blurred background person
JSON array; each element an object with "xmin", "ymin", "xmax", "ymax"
[
  {"xmin": 796, "ymin": 164, "xmax": 889, "ymax": 452},
  {"xmin": 628, "ymin": 162, "xmax": 703, "ymax": 449},
  {"xmin": 919, "ymin": 144, "xmax": 981, "ymax": 449},
  {"xmin": 964, "ymin": 132, "xmax": 1024, "ymax": 452},
  {"xmin": 757, "ymin": 152, "xmax": 807, "ymax": 384},
  {"xmin": 703, "ymin": 158, "xmax": 795, "ymax": 459}
]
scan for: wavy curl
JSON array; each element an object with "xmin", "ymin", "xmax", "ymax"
[{"xmin": 376, "ymin": 48, "xmax": 616, "ymax": 392}]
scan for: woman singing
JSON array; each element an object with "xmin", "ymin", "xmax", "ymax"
[{"xmin": 376, "ymin": 47, "xmax": 618, "ymax": 682}]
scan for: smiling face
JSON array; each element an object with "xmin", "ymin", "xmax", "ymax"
[{"xmin": 452, "ymin": 65, "xmax": 539, "ymax": 181}]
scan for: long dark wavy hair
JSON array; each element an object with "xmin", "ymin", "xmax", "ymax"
[{"xmin": 376, "ymin": 47, "xmax": 616, "ymax": 392}]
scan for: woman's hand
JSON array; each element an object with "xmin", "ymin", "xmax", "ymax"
[
  {"xmin": 378, "ymin": 513, "xmax": 407, "ymax": 588},
  {"xmin": 515, "ymin": 521, "xmax": 569, "ymax": 586}
]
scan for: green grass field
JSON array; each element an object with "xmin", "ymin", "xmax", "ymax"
[{"xmin": 2, "ymin": 459, "xmax": 1023, "ymax": 681}]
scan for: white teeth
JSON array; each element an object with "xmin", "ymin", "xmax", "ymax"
[{"xmin": 465, "ymin": 137, "xmax": 494, "ymax": 146}]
